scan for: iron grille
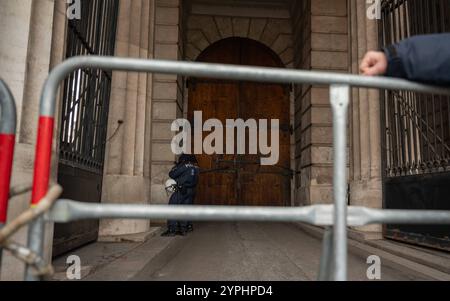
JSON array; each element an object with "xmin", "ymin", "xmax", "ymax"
[
  {"xmin": 379, "ymin": 0, "xmax": 450, "ymax": 177},
  {"xmin": 59, "ymin": 0, "xmax": 119, "ymax": 174}
]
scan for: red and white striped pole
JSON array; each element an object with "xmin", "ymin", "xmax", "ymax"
[
  {"xmin": 24, "ymin": 115, "xmax": 54, "ymax": 281},
  {"xmin": 25, "ymin": 60, "xmax": 64, "ymax": 281},
  {"xmin": 0, "ymin": 80, "xmax": 17, "ymax": 270},
  {"xmin": 30, "ymin": 117, "xmax": 54, "ymax": 207},
  {"xmin": 0, "ymin": 134, "xmax": 15, "ymax": 224}
]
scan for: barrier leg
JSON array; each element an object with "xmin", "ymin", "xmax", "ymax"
[
  {"xmin": 24, "ymin": 218, "xmax": 45, "ymax": 281},
  {"xmin": 330, "ymin": 85, "xmax": 350, "ymax": 281},
  {"xmin": 0, "ymin": 80, "xmax": 17, "ymax": 272},
  {"xmin": 318, "ymin": 227, "xmax": 334, "ymax": 281},
  {"xmin": 25, "ymin": 116, "xmax": 54, "ymax": 281}
]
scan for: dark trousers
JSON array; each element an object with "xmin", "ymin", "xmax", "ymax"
[{"xmin": 167, "ymin": 189, "xmax": 194, "ymax": 231}]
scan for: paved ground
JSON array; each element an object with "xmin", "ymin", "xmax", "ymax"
[
  {"xmin": 53, "ymin": 222, "xmax": 444, "ymax": 281},
  {"xmin": 133, "ymin": 223, "xmax": 432, "ymax": 281}
]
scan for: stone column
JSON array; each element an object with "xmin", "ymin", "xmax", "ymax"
[
  {"xmin": 0, "ymin": 0, "xmax": 66, "ymax": 280},
  {"xmin": 348, "ymin": 0, "xmax": 383, "ymax": 239},
  {"xmin": 293, "ymin": 0, "xmax": 349, "ymax": 206},
  {"xmin": 150, "ymin": 0, "xmax": 183, "ymax": 206},
  {"xmin": 99, "ymin": 0, "xmax": 156, "ymax": 240}
]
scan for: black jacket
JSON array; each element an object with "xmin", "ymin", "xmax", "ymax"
[
  {"xmin": 383, "ymin": 33, "xmax": 450, "ymax": 85},
  {"xmin": 169, "ymin": 162, "xmax": 200, "ymax": 192}
]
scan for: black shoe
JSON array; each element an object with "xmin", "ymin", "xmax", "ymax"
[
  {"xmin": 161, "ymin": 229, "xmax": 177, "ymax": 237},
  {"xmin": 177, "ymin": 229, "xmax": 187, "ymax": 236},
  {"xmin": 187, "ymin": 224, "xmax": 194, "ymax": 232}
]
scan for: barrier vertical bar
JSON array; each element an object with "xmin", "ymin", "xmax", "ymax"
[
  {"xmin": 330, "ymin": 85, "xmax": 350, "ymax": 281},
  {"xmin": 25, "ymin": 107, "xmax": 55, "ymax": 280},
  {"xmin": 318, "ymin": 227, "xmax": 334, "ymax": 281},
  {"xmin": 0, "ymin": 80, "xmax": 17, "ymax": 271},
  {"xmin": 25, "ymin": 117, "xmax": 54, "ymax": 281}
]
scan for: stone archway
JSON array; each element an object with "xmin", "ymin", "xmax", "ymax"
[
  {"xmin": 185, "ymin": 14, "xmax": 294, "ymax": 68},
  {"xmin": 184, "ymin": 10, "xmax": 296, "ymax": 206}
]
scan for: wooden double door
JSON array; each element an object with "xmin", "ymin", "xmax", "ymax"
[{"xmin": 188, "ymin": 38, "xmax": 291, "ymax": 207}]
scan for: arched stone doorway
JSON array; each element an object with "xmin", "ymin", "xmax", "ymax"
[{"xmin": 188, "ymin": 37, "xmax": 291, "ymax": 207}]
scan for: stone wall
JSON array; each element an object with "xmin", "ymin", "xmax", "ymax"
[
  {"xmin": 292, "ymin": 0, "xmax": 349, "ymax": 206},
  {"xmin": 184, "ymin": 6, "xmax": 294, "ymax": 67},
  {"xmin": 0, "ymin": 0, "xmax": 67, "ymax": 281},
  {"xmin": 348, "ymin": 0, "xmax": 383, "ymax": 238},
  {"xmin": 100, "ymin": 0, "xmax": 156, "ymax": 237},
  {"xmin": 149, "ymin": 0, "xmax": 184, "ymax": 205}
]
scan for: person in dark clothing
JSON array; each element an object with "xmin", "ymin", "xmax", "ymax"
[
  {"xmin": 360, "ymin": 33, "xmax": 450, "ymax": 85},
  {"xmin": 161, "ymin": 154, "xmax": 200, "ymax": 237}
]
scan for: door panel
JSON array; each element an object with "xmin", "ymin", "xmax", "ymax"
[
  {"xmin": 239, "ymin": 81, "xmax": 290, "ymax": 206},
  {"xmin": 189, "ymin": 82, "xmax": 239, "ymax": 206},
  {"xmin": 188, "ymin": 37, "xmax": 291, "ymax": 207},
  {"xmin": 53, "ymin": 165, "xmax": 101, "ymax": 256}
]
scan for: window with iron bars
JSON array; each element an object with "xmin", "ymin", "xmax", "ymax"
[
  {"xmin": 59, "ymin": 0, "xmax": 119, "ymax": 174},
  {"xmin": 379, "ymin": 0, "xmax": 450, "ymax": 177}
]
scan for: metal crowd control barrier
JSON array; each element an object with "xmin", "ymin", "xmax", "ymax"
[
  {"xmin": 26, "ymin": 56, "xmax": 450, "ymax": 281},
  {"xmin": 0, "ymin": 79, "xmax": 17, "ymax": 268}
]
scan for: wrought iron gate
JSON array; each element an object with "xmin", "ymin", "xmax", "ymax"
[
  {"xmin": 54, "ymin": 0, "xmax": 119, "ymax": 256},
  {"xmin": 379, "ymin": 0, "xmax": 450, "ymax": 250}
]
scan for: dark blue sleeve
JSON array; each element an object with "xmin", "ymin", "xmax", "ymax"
[
  {"xmin": 169, "ymin": 164, "xmax": 185, "ymax": 179},
  {"xmin": 383, "ymin": 34, "xmax": 450, "ymax": 85}
]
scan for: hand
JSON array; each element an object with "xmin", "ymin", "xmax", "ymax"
[{"xmin": 360, "ymin": 51, "xmax": 388, "ymax": 76}]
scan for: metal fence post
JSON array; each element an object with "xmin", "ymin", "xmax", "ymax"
[
  {"xmin": 330, "ymin": 85, "xmax": 350, "ymax": 281},
  {"xmin": 318, "ymin": 227, "xmax": 334, "ymax": 281},
  {"xmin": 0, "ymin": 79, "xmax": 17, "ymax": 271},
  {"xmin": 25, "ymin": 100, "xmax": 55, "ymax": 281},
  {"xmin": 24, "ymin": 218, "xmax": 46, "ymax": 281}
]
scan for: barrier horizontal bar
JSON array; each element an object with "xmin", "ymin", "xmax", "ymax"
[
  {"xmin": 30, "ymin": 56, "xmax": 450, "ymax": 281},
  {"xmin": 47, "ymin": 200, "xmax": 450, "ymax": 227},
  {"xmin": 40, "ymin": 56, "xmax": 450, "ymax": 116}
]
